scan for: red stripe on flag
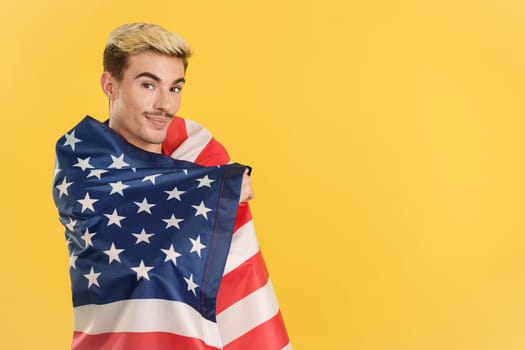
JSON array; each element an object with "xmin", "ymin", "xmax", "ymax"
[
  {"xmin": 73, "ymin": 331, "xmax": 221, "ymax": 350},
  {"xmin": 161, "ymin": 117, "xmax": 188, "ymax": 155},
  {"xmin": 216, "ymin": 250, "xmax": 269, "ymax": 313},
  {"xmin": 233, "ymin": 203, "xmax": 252, "ymax": 233},
  {"xmin": 223, "ymin": 311, "xmax": 290, "ymax": 350},
  {"xmin": 195, "ymin": 137, "xmax": 231, "ymax": 166}
]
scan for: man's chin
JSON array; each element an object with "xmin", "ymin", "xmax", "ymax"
[{"xmin": 144, "ymin": 132, "xmax": 168, "ymax": 146}]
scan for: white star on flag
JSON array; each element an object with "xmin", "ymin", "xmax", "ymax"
[
  {"xmin": 189, "ymin": 235, "xmax": 206, "ymax": 258},
  {"xmin": 88, "ymin": 169, "xmax": 108, "ymax": 180},
  {"xmin": 104, "ymin": 209, "xmax": 126, "ymax": 227},
  {"xmin": 73, "ymin": 157, "xmax": 94, "ymax": 171},
  {"xmin": 134, "ymin": 198, "xmax": 156, "ymax": 214},
  {"xmin": 56, "ymin": 177, "xmax": 73, "ymax": 198},
  {"xmin": 65, "ymin": 217, "xmax": 77, "ymax": 231},
  {"xmin": 83, "ymin": 266, "xmax": 101, "ymax": 288},
  {"xmin": 192, "ymin": 201, "xmax": 212, "ymax": 220},
  {"xmin": 104, "ymin": 243, "xmax": 124, "ymax": 264},
  {"xmin": 161, "ymin": 244, "xmax": 182, "ymax": 266},
  {"xmin": 132, "ymin": 229, "xmax": 155, "ymax": 244},
  {"xmin": 196, "ymin": 175, "xmax": 215, "ymax": 188},
  {"xmin": 162, "ymin": 214, "xmax": 184, "ymax": 229},
  {"xmin": 131, "ymin": 260, "xmax": 154, "ymax": 281},
  {"xmin": 77, "ymin": 192, "xmax": 98, "ymax": 213},
  {"xmin": 108, "ymin": 153, "xmax": 130, "ymax": 169},
  {"xmin": 63, "ymin": 130, "xmax": 81, "ymax": 151},
  {"xmin": 184, "ymin": 274, "xmax": 199, "ymax": 296},
  {"xmin": 109, "ymin": 181, "xmax": 130, "ymax": 196},
  {"xmin": 69, "ymin": 253, "xmax": 78, "ymax": 269},
  {"xmin": 165, "ymin": 186, "xmax": 185, "ymax": 201},
  {"xmin": 142, "ymin": 174, "xmax": 161, "ymax": 185},
  {"xmin": 81, "ymin": 228, "xmax": 97, "ymax": 247}
]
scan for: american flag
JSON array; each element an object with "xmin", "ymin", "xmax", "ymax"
[{"xmin": 53, "ymin": 116, "xmax": 291, "ymax": 349}]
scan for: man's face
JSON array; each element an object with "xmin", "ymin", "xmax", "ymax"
[{"xmin": 102, "ymin": 51, "xmax": 186, "ymax": 153}]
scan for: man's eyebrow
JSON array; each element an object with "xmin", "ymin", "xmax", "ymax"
[
  {"xmin": 135, "ymin": 72, "xmax": 161, "ymax": 81},
  {"xmin": 135, "ymin": 72, "xmax": 185, "ymax": 85}
]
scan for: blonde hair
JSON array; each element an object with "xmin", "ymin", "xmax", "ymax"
[{"xmin": 103, "ymin": 23, "xmax": 192, "ymax": 81}]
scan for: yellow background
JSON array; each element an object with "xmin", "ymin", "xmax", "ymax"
[{"xmin": 1, "ymin": 1, "xmax": 525, "ymax": 349}]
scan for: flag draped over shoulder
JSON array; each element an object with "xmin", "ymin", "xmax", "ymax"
[
  {"xmin": 53, "ymin": 116, "xmax": 245, "ymax": 350},
  {"xmin": 54, "ymin": 115, "xmax": 292, "ymax": 350}
]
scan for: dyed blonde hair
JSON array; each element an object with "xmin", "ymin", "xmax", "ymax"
[{"xmin": 103, "ymin": 23, "xmax": 192, "ymax": 81}]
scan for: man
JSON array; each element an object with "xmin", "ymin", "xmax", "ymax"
[{"xmin": 53, "ymin": 23, "xmax": 290, "ymax": 350}]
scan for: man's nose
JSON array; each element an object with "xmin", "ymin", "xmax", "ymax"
[{"xmin": 154, "ymin": 89, "xmax": 172, "ymax": 112}]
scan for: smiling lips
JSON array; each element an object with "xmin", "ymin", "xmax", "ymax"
[{"xmin": 145, "ymin": 112, "xmax": 173, "ymax": 128}]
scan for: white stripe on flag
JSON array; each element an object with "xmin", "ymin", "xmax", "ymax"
[
  {"xmin": 169, "ymin": 119, "xmax": 212, "ymax": 162},
  {"xmin": 217, "ymin": 279, "xmax": 279, "ymax": 345},
  {"xmin": 281, "ymin": 342, "xmax": 294, "ymax": 350},
  {"xmin": 223, "ymin": 220, "xmax": 259, "ymax": 275},
  {"xmin": 74, "ymin": 299, "xmax": 222, "ymax": 348}
]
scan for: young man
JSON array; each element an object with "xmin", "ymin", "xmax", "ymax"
[{"xmin": 53, "ymin": 23, "xmax": 290, "ymax": 350}]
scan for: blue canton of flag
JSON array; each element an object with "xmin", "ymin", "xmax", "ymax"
[{"xmin": 53, "ymin": 116, "xmax": 245, "ymax": 323}]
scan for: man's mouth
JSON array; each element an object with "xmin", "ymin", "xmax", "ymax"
[
  {"xmin": 145, "ymin": 111, "xmax": 174, "ymax": 119},
  {"xmin": 145, "ymin": 112, "xmax": 173, "ymax": 128}
]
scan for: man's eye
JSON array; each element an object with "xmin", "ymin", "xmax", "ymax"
[
  {"xmin": 171, "ymin": 86, "xmax": 182, "ymax": 93},
  {"xmin": 142, "ymin": 83, "xmax": 154, "ymax": 90}
]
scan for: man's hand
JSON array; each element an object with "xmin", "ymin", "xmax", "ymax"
[{"xmin": 240, "ymin": 169, "xmax": 254, "ymax": 202}]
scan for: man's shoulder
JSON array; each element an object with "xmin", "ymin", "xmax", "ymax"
[{"xmin": 162, "ymin": 116, "xmax": 230, "ymax": 166}]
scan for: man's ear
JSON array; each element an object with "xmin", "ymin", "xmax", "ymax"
[{"xmin": 100, "ymin": 72, "xmax": 118, "ymax": 100}]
